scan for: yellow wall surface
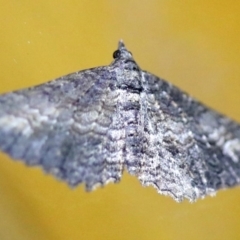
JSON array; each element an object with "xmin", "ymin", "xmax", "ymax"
[{"xmin": 1, "ymin": 1, "xmax": 240, "ymax": 240}]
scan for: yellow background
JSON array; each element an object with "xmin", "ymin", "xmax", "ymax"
[{"xmin": 1, "ymin": 1, "xmax": 240, "ymax": 240}]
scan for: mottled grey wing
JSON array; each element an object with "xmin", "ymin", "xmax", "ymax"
[
  {"xmin": 0, "ymin": 67, "xmax": 122, "ymax": 190},
  {"xmin": 136, "ymin": 71, "xmax": 240, "ymax": 202}
]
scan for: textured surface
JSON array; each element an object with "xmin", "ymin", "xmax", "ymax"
[{"xmin": 1, "ymin": 41, "xmax": 240, "ymax": 202}]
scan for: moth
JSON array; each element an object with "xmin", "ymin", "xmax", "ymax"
[{"xmin": 0, "ymin": 41, "xmax": 240, "ymax": 202}]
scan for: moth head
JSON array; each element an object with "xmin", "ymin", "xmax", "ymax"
[
  {"xmin": 113, "ymin": 40, "xmax": 132, "ymax": 59},
  {"xmin": 111, "ymin": 40, "xmax": 140, "ymax": 72}
]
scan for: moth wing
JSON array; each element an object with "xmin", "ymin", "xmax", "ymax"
[
  {"xmin": 136, "ymin": 71, "xmax": 240, "ymax": 201},
  {"xmin": 0, "ymin": 67, "xmax": 122, "ymax": 190}
]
